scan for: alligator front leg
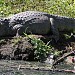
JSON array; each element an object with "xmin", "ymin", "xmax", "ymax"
[
  {"xmin": 13, "ymin": 24, "xmax": 23, "ymax": 37},
  {"xmin": 50, "ymin": 18, "xmax": 59, "ymax": 42}
]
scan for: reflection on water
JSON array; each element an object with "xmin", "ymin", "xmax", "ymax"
[{"xmin": 0, "ymin": 60, "xmax": 75, "ymax": 75}]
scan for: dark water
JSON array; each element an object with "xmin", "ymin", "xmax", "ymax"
[{"xmin": 0, "ymin": 60, "xmax": 75, "ymax": 75}]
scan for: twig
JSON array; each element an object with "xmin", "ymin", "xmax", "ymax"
[{"xmin": 53, "ymin": 50, "xmax": 75, "ymax": 65}]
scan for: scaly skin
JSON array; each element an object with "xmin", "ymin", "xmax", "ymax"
[
  {"xmin": 0, "ymin": 18, "xmax": 12, "ymax": 36},
  {"xmin": 0, "ymin": 11, "xmax": 75, "ymax": 41}
]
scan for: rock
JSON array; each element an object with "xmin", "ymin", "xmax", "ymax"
[{"xmin": 44, "ymin": 54, "xmax": 54, "ymax": 64}]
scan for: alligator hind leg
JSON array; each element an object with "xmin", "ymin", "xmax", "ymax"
[{"xmin": 50, "ymin": 18, "xmax": 59, "ymax": 42}]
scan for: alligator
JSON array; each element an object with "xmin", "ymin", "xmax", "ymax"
[{"xmin": 0, "ymin": 11, "xmax": 75, "ymax": 41}]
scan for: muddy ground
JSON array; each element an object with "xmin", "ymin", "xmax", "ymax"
[
  {"xmin": 0, "ymin": 34, "xmax": 75, "ymax": 63},
  {"xmin": 0, "ymin": 36, "xmax": 34, "ymax": 60}
]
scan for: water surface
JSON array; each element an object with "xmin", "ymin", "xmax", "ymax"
[{"xmin": 0, "ymin": 60, "xmax": 75, "ymax": 75}]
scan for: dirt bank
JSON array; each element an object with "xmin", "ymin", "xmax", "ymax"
[{"xmin": 0, "ymin": 34, "xmax": 75, "ymax": 63}]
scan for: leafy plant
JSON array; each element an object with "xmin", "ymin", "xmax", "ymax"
[
  {"xmin": 54, "ymin": 50, "xmax": 62, "ymax": 57},
  {"xmin": 64, "ymin": 34, "xmax": 71, "ymax": 39},
  {"xmin": 24, "ymin": 33, "xmax": 53, "ymax": 61},
  {"xmin": 31, "ymin": 38, "xmax": 53, "ymax": 60}
]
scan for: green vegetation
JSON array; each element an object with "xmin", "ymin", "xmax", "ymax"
[
  {"xmin": 11, "ymin": 36, "xmax": 22, "ymax": 46},
  {"xmin": 24, "ymin": 33, "xmax": 53, "ymax": 60},
  {"xmin": 64, "ymin": 34, "xmax": 72, "ymax": 39},
  {"xmin": 0, "ymin": 0, "xmax": 75, "ymax": 17},
  {"xmin": 31, "ymin": 37, "xmax": 53, "ymax": 60},
  {"xmin": 0, "ymin": 39, "xmax": 6, "ymax": 44}
]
